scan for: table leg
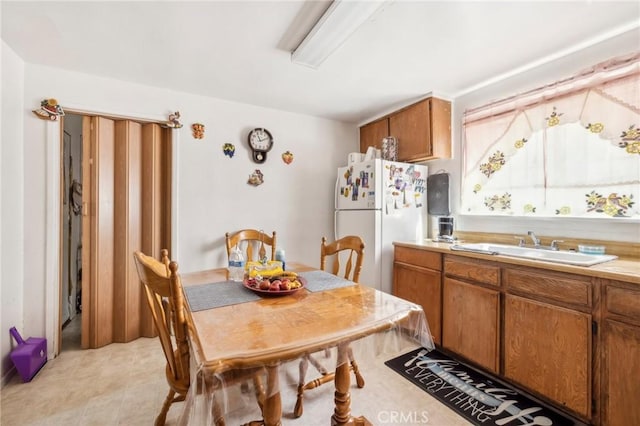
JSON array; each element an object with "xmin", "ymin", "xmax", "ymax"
[
  {"xmin": 332, "ymin": 343, "xmax": 351, "ymax": 425},
  {"xmin": 263, "ymin": 365, "xmax": 282, "ymax": 426},
  {"xmin": 331, "ymin": 344, "xmax": 373, "ymax": 426}
]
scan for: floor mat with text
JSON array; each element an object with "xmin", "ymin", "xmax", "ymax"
[{"xmin": 385, "ymin": 348, "xmax": 586, "ymax": 426}]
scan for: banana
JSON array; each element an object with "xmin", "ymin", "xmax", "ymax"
[{"xmin": 289, "ymin": 279, "xmax": 302, "ymax": 289}]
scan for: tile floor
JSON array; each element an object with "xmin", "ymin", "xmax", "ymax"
[{"xmin": 1, "ymin": 315, "xmax": 470, "ymax": 426}]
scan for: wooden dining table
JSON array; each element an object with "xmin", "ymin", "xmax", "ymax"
[{"xmin": 179, "ymin": 262, "xmax": 432, "ymax": 426}]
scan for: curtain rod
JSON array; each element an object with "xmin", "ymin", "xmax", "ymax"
[{"xmin": 464, "ymin": 51, "xmax": 640, "ymax": 118}]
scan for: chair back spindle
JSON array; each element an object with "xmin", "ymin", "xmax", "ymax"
[
  {"xmin": 225, "ymin": 229, "xmax": 277, "ymax": 262},
  {"xmin": 320, "ymin": 235, "xmax": 365, "ymax": 283}
]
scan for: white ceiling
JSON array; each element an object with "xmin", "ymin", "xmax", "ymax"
[{"xmin": 2, "ymin": 1, "xmax": 639, "ymax": 124}]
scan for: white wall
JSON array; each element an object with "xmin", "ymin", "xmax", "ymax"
[
  {"xmin": 22, "ymin": 64, "xmax": 355, "ymax": 272},
  {"xmin": 10, "ymin": 62, "xmax": 356, "ymax": 374},
  {"xmin": 1, "ymin": 41, "xmax": 25, "ymax": 384},
  {"xmin": 171, "ymin": 91, "xmax": 355, "ymax": 272},
  {"xmin": 426, "ymin": 28, "xmax": 640, "ymax": 243}
]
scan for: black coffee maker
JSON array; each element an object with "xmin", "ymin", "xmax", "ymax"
[
  {"xmin": 427, "ymin": 172, "xmax": 455, "ymax": 242},
  {"xmin": 436, "ymin": 216, "xmax": 455, "ymax": 242}
]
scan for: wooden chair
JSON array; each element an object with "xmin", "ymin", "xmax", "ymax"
[
  {"xmin": 133, "ymin": 249, "xmax": 189, "ymax": 425},
  {"xmin": 319, "ymin": 235, "xmax": 365, "ymax": 282},
  {"xmin": 293, "ymin": 235, "xmax": 366, "ymax": 418},
  {"xmin": 134, "ymin": 250, "xmax": 266, "ymax": 425},
  {"xmin": 225, "ymin": 229, "xmax": 276, "ymax": 262}
]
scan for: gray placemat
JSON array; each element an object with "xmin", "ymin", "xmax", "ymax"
[
  {"xmin": 184, "ymin": 281, "xmax": 261, "ymax": 312},
  {"xmin": 298, "ymin": 270, "xmax": 356, "ymax": 292}
]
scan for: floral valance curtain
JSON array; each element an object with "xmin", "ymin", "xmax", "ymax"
[{"xmin": 461, "ymin": 52, "xmax": 640, "ymax": 219}]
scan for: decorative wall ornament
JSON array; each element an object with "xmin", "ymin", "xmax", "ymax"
[
  {"xmin": 248, "ymin": 169, "xmax": 264, "ymax": 186},
  {"xmin": 33, "ymin": 98, "xmax": 65, "ymax": 121},
  {"xmin": 191, "ymin": 123, "xmax": 205, "ymax": 139},
  {"xmin": 282, "ymin": 150, "xmax": 294, "ymax": 164},
  {"xmin": 161, "ymin": 111, "xmax": 183, "ymax": 128},
  {"xmin": 223, "ymin": 143, "xmax": 235, "ymax": 158}
]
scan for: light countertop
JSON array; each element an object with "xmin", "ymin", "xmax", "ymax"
[{"xmin": 394, "ymin": 240, "xmax": 640, "ymax": 285}]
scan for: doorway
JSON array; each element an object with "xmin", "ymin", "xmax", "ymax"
[
  {"xmin": 59, "ymin": 113, "xmax": 173, "ymax": 351},
  {"xmin": 60, "ymin": 114, "xmax": 83, "ymax": 351}
]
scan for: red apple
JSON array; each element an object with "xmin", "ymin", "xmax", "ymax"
[
  {"xmin": 259, "ymin": 280, "xmax": 271, "ymax": 290},
  {"xmin": 280, "ymin": 281, "xmax": 291, "ymax": 291},
  {"xmin": 269, "ymin": 282, "xmax": 280, "ymax": 291}
]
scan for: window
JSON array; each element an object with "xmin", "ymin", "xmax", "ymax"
[{"xmin": 461, "ymin": 52, "xmax": 640, "ymax": 220}]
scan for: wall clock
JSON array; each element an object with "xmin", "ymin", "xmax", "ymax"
[{"xmin": 248, "ymin": 128, "xmax": 274, "ymax": 163}]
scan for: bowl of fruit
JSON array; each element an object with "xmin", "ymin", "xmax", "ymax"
[{"xmin": 243, "ymin": 272, "xmax": 305, "ymax": 296}]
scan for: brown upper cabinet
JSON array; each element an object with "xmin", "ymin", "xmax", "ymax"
[
  {"xmin": 359, "ymin": 96, "xmax": 451, "ymax": 163},
  {"xmin": 359, "ymin": 117, "xmax": 388, "ymax": 153}
]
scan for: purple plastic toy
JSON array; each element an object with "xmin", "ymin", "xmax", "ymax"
[{"xmin": 9, "ymin": 327, "xmax": 47, "ymax": 382}]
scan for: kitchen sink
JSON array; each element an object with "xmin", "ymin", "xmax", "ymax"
[{"xmin": 450, "ymin": 243, "xmax": 618, "ymax": 266}]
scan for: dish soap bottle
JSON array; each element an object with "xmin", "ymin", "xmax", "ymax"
[
  {"xmin": 275, "ymin": 248, "xmax": 286, "ymax": 271},
  {"xmin": 228, "ymin": 245, "xmax": 245, "ymax": 282}
]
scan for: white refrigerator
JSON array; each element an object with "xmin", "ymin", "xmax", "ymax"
[{"xmin": 334, "ymin": 159, "xmax": 428, "ymax": 294}]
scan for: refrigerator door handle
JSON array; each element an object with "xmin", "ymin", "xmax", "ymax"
[
  {"xmin": 334, "ymin": 174, "xmax": 340, "ymax": 210},
  {"xmin": 334, "ymin": 210, "xmax": 338, "ymax": 240}
]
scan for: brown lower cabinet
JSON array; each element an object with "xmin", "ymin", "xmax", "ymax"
[
  {"xmin": 504, "ymin": 294, "xmax": 591, "ymax": 418},
  {"xmin": 600, "ymin": 281, "xmax": 640, "ymax": 426},
  {"xmin": 442, "ymin": 277, "xmax": 500, "ymax": 373},
  {"xmin": 503, "ymin": 266, "xmax": 593, "ymax": 420},
  {"xmin": 442, "ymin": 255, "xmax": 501, "ymax": 373},
  {"xmin": 392, "ymin": 245, "xmax": 639, "ymax": 425},
  {"xmin": 393, "ymin": 247, "xmax": 442, "ymax": 345},
  {"xmin": 601, "ymin": 320, "xmax": 640, "ymax": 425}
]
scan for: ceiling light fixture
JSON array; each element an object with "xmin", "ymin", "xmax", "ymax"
[{"xmin": 291, "ymin": 0, "xmax": 387, "ymax": 69}]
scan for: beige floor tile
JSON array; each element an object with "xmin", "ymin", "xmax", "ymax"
[
  {"xmin": 42, "ymin": 406, "xmax": 86, "ymax": 426},
  {"xmin": 1, "ymin": 315, "xmax": 472, "ymax": 426}
]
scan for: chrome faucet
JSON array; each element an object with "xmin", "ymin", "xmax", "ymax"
[
  {"xmin": 527, "ymin": 231, "xmax": 541, "ymax": 247},
  {"xmin": 549, "ymin": 240, "xmax": 563, "ymax": 251},
  {"xmin": 527, "ymin": 231, "xmax": 563, "ymax": 251}
]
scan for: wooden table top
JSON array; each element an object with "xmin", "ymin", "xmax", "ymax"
[{"xmin": 181, "ymin": 262, "xmax": 430, "ymax": 374}]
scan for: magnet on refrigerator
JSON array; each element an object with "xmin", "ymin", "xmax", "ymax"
[{"xmin": 334, "ymin": 159, "xmax": 428, "ymax": 294}]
